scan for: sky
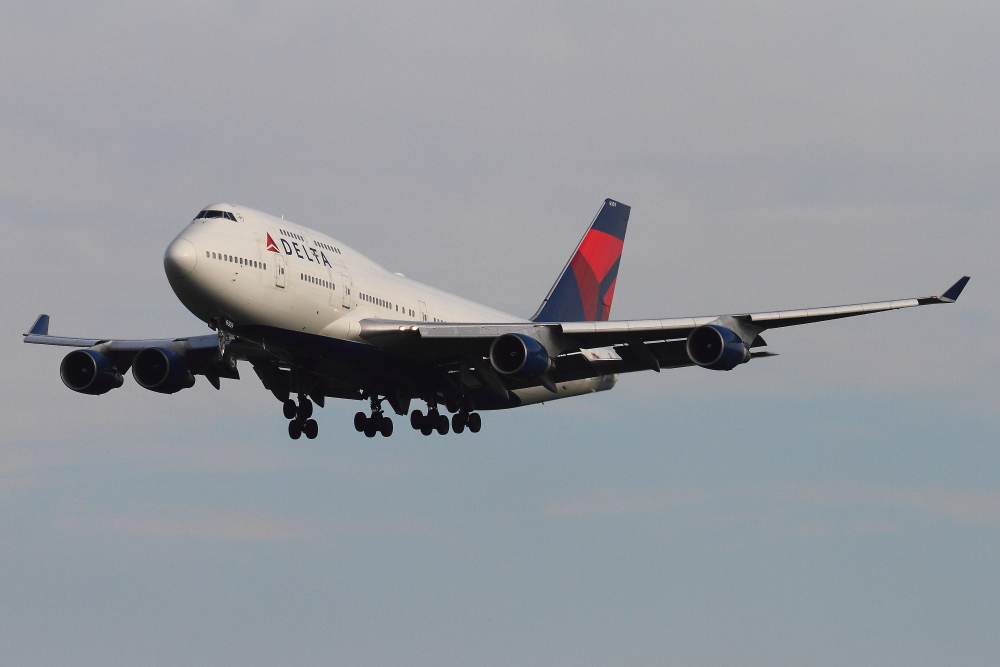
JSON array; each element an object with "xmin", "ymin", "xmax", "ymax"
[{"xmin": 1, "ymin": 1, "xmax": 998, "ymax": 665}]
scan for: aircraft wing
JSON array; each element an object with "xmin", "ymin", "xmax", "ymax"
[
  {"xmin": 359, "ymin": 276, "xmax": 971, "ymax": 368},
  {"xmin": 21, "ymin": 313, "xmax": 243, "ymax": 388},
  {"xmin": 23, "ymin": 314, "xmax": 220, "ymax": 352}
]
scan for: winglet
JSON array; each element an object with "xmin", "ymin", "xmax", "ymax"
[
  {"xmin": 27, "ymin": 314, "xmax": 50, "ymax": 336},
  {"xmin": 940, "ymin": 276, "xmax": 970, "ymax": 303}
]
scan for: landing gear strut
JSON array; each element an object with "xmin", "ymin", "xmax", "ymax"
[
  {"xmin": 354, "ymin": 395, "xmax": 393, "ymax": 437},
  {"xmin": 286, "ymin": 394, "xmax": 318, "ymax": 439}
]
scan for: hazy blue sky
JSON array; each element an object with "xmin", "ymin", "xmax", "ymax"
[{"xmin": 1, "ymin": 1, "xmax": 997, "ymax": 665}]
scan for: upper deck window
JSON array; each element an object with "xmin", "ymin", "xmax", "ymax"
[{"xmin": 195, "ymin": 210, "xmax": 237, "ymax": 221}]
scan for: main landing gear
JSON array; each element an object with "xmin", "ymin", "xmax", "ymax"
[
  {"xmin": 285, "ymin": 395, "xmax": 318, "ymax": 440},
  {"xmin": 354, "ymin": 396, "xmax": 393, "ymax": 438},
  {"xmin": 450, "ymin": 411, "xmax": 481, "ymax": 434},
  {"xmin": 410, "ymin": 398, "xmax": 481, "ymax": 436}
]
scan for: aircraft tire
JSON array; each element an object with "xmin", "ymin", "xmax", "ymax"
[
  {"xmin": 364, "ymin": 424, "xmax": 378, "ymax": 438},
  {"xmin": 304, "ymin": 419, "xmax": 319, "ymax": 439},
  {"xmin": 420, "ymin": 422, "xmax": 434, "ymax": 436},
  {"xmin": 410, "ymin": 410, "xmax": 424, "ymax": 430},
  {"xmin": 445, "ymin": 397, "xmax": 460, "ymax": 414},
  {"xmin": 288, "ymin": 420, "xmax": 303, "ymax": 439},
  {"xmin": 297, "ymin": 398, "xmax": 313, "ymax": 421},
  {"xmin": 380, "ymin": 416, "xmax": 393, "ymax": 437},
  {"xmin": 467, "ymin": 413, "xmax": 481, "ymax": 433},
  {"xmin": 436, "ymin": 414, "xmax": 450, "ymax": 435},
  {"xmin": 451, "ymin": 413, "xmax": 465, "ymax": 434},
  {"xmin": 283, "ymin": 400, "xmax": 297, "ymax": 420},
  {"xmin": 354, "ymin": 412, "xmax": 367, "ymax": 432}
]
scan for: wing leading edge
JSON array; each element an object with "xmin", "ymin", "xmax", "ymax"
[
  {"xmin": 360, "ymin": 276, "xmax": 971, "ymax": 354},
  {"xmin": 23, "ymin": 315, "xmax": 219, "ymax": 352}
]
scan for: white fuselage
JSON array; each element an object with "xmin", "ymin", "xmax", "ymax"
[
  {"xmin": 163, "ymin": 203, "xmax": 617, "ymax": 409},
  {"xmin": 164, "ymin": 203, "xmax": 523, "ymax": 340}
]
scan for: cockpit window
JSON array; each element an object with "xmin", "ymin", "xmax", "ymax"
[{"xmin": 195, "ymin": 210, "xmax": 237, "ymax": 221}]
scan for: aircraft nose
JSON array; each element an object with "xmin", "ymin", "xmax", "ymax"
[{"xmin": 164, "ymin": 238, "xmax": 197, "ymax": 277}]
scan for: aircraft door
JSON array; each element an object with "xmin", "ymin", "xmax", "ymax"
[
  {"xmin": 419, "ymin": 300, "xmax": 427, "ymax": 321},
  {"xmin": 274, "ymin": 254, "xmax": 286, "ymax": 288},
  {"xmin": 326, "ymin": 268, "xmax": 339, "ymax": 307},
  {"xmin": 341, "ymin": 274, "xmax": 353, "ymax": 309}
]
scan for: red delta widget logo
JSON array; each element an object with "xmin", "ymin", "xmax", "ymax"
[{"xmin": 267, "ymin": 233, "xmax": 334, "ymax": 268}]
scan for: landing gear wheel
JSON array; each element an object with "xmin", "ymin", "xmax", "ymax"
[
  {"xmin": 297, "ymin": 397, "xmax": 313, "ymax": 421},
  {"xmin": 288, "ymin": 420, "xmax": 303, "ymax": 439},
  {"xmin": 410, "ymin": 410, "xmax": 424, "ymax": 430},
  {"xmin": 436, "ymin": 414, "xmax": 450, "ymax": 435},
  {"xmin": 380, "ymin": 416, "xmax": 393, "ymax": 437},
  {"xmin": 283, "ymin": 399, "xmax": 297, "ymax": 420},
  {"xmin": 445, "ymin": 397, "xmax": 460, "ymax": 414},
  {"xmin": 354, "ymin": 412, "xmax": 368, "ymax": 432},
  {"xmin": 420, "ymin": 421, "xmax": 434, "ymax": 436},
  {"xmin": 364, "ymin": 423, "xmax": 378, "ymax": 438},
  {"xmin": 452, "ymin": 413, "xmax": 466, "ymax": 434},
  {"xmin": 303, "ymin": 419, "xmax": 318, "ymax": 439},
  {"xmin": 467, "ymin": 413, "xmax": 481, "ymax": 433}
]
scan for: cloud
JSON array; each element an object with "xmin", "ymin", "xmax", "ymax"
[
  {"xmin": 772, "ymin": 482, "xmax": 1000, "ymax": 526},
  {"xmin": 0, "ymin": 436, "xmax": 293, "ymax": 501},
  {"xmin": 58, "ymin": 497, "xmax": 448, "ymax": 543},
  {"xmin": 68, "ymin": 507, "xmax": 316, "ymax": 542},
  {"xmin": 328, "ymin": 515, "xmax": 451, "ymax": 539},
  {"xmin": 544, "ymin": 482, "xmax": 1000, "ymax": 531},
  {"xmin": 544, "ymin": 486, "xmax": 707, "ymax": 518}
]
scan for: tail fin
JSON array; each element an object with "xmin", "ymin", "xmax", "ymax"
[{"xmin": 531, "ymin": 199, "xmax": 630, "ymax": 322}]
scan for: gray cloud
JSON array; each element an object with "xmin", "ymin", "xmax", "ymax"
[{"xmin": 544, "ymin": 481, "xmax": 1000, "ymax": 531}]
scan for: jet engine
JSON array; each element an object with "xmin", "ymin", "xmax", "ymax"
[
  {"xmin": 132, "ymin": 347, "xmax": 196, "ymax": 394},
  {"xmin": 60, "ymin": 349, "xmax": 124, "ymax": 395},
  {"xmin": 686, "ymin": 325, "xmax": 751, "ymax": 371},
  {"xmin": 489, "ymin": 333, "xmax": 554, "ymax": 378}
]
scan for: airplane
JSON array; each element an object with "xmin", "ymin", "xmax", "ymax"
[{"xmin": 23, "ymin": 199, "xmax": 969, "ymax": 439}]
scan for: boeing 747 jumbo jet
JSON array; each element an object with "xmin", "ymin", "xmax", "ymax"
[{"xmin": 24, "ymin": 200, "xmax": 969, "ymax": 439}]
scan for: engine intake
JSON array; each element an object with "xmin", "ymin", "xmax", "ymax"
[
  {"xmin": 132, "ymin": 347, "xmax": 195, "ymax": 394},
  {"xmin": 60, "ymin": 349, "xmax": 124, "ymax": 395},
  {"xmin": 489, "ymin": 333, "xmax": 553, "ymax": 378},
  {"xmin": 686, "ymin": 325, "xmax": 751, "ymax": 371}
]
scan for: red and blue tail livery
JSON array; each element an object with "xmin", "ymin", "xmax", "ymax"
[{"xmin": 532, "ymin": 199, "xmax": 630, "ymax": 322}]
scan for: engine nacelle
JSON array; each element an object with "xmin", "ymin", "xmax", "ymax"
[
  {"xmin": 489, "ymin": 333, "xmax": 554, "ymax": 378},
  {"xmin": 686, "ymin": 325, "xmax": 751, "ymax": 371},
  {"xmin": 60, "ymin": 349, "xmax": 124, "ymax": 395},
  {"xmin": 132, "ymin": 347, "xmax": 195, "ymax": 394}
]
